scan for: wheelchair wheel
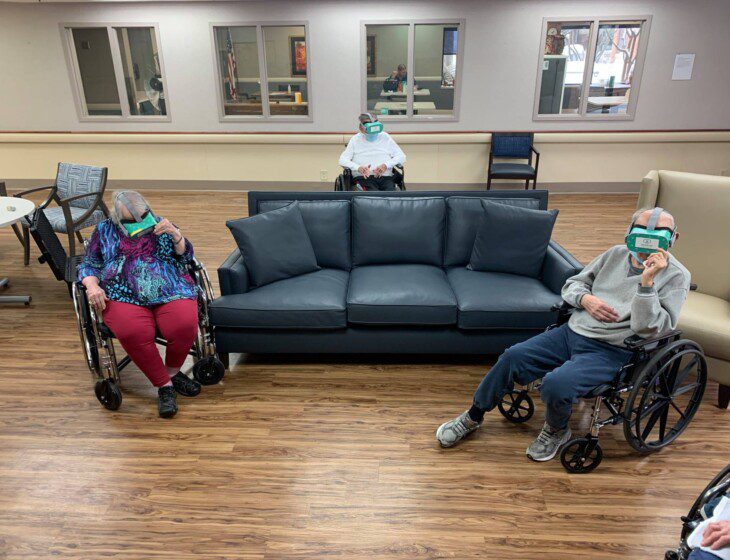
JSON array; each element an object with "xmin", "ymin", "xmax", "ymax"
[
  {"xmin": 95, "ymin": 378, "xmax": 122, "ymax": 411},
  {"xmin": 623, "ymin": 340, "xmax": 707, "ymax": 453},
  {"xmin": 497, "ymin": 390, "xmax": 534, "ymax": 423},
  {"xmin": 193, "ymin": 356, "xmax": 225, "ymax": 385},
  {"xmin": 560, "ymin": 437, "xmax": 603, "ymax": 474},
  {"xmin": 72, "ymin": 283, "xmax": 101, "ymax": 375}
]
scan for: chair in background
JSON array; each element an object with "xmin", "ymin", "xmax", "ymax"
[
  {"xmin": 639, "ymin": 170, "xmax": 730, "ymax": 409},
  {"xmin": 487, "ymin": 132, "xmax": 540, "ymax": 190},
  {"xmin": 14, "ymin": 163, "xmax": 109, "ymax": 265}
]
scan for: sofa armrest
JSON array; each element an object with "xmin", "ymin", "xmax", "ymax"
[
  {"xmin": 218, "ymin": 249, "xmax": 249, "ymax": 295},
  {"xmin": 541, "ymin": 240, "xmax": 583, "ymax": 294}
]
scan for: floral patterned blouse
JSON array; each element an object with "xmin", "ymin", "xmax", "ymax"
[{"xmin": 77, "ymin": 218, "xmax": 197, "ymax": 307}]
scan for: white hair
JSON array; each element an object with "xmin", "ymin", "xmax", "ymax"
[{"xmin": 629, "ymin": 207, "xmax": 676, "ymax": 231}]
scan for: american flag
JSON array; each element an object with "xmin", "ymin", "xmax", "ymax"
[{"xmin": 225, "ymin": 28, "xmax": 238, "ymax": 101}]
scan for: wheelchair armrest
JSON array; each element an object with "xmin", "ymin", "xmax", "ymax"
[
  {"xmin": 623, "ymin": 330, "xmax": 682, "ymax": 350},
  {"xmin": 690, "ymin": 283, "xmax": 697, "ymax": 291},
  {"xmin": 550, "ymin": 300, "xmax": 575, "ymax": 326}
]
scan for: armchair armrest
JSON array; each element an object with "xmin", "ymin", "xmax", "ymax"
[
  {"xmin": 14, "ymin": 184, "xmax": 57, "ymax": 210},
  {"xmin": 218, "ymin": 249, "xmax": 250, "ymax": 295},
  {"xmin": 541, "ymin": 240, "xmax": 583, "ymax": 294},
  {"xmin": 623, "ymin": 330, "xmax": 682, "ymax": 350}
]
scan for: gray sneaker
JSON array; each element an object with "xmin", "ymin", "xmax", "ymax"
[
  {"xmin": 526, "ymin": 422, "xmax": 572, "ymax": 462},
  {"xmin": 436, "ymin": 411, "xmax": 481, "ymax": 447}
]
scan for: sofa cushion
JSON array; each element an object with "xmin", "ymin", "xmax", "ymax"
[
  {"xmin": 209, "ymin": 269, "xmax": 348, "ymax": 329},
  {"xmin": 347, "ymin": 264, "xmax": 457, "ymax": 325},
  {"xmin": 469, "ymin": 200, "xmax": 558, "ymax": 278},
  {"xmin": 258, "ymin": 200, "xmax": 351, "ymax": 270},
  {"xmin": 444, "ymin": 197, "xmax": 541, "ymax": 266},
  {"xmin": 678, "ymin": 291, "xmax": 730, "ymax": 361},
  {"xmin": 447, "ymin": 267, "xmax": 562, "ymax": 329},
  {"xmin": 227, "ymin": 202, "xmax": 319, "ymax": 287},
  {"xmin": 352, "ymin": 197, "xmax": 445, "ymax": 266}
]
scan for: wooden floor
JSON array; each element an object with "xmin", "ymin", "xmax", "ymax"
[{"xmin": 0, "ymin": 191, "xmax": 727, "ymax": 559}]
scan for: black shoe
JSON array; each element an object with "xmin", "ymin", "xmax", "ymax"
[
  {"xmin": 172, "ymin": 372, "xmax": 201, "ymax": 397},
  {"xmin": 158, "ymin": 385, "xmax": 178, "ymax": 418}
]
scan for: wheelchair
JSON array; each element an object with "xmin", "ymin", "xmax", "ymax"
[
  {"xmin": 665, "ymin": 464, "xmax": 730, "ymax": 560},
  {"xmin": 498, "ymin": 297, "xmax": 708, "ymax": 474},
  {"xmin": 26, "ymin": 207, "xmax": 225, "ymax": 410},
  {"xmin": 334, "ymin": 164, "xmax": 405, "ymax": 191},
  {"xmin": 71, "ymin": 260, "xmax": 226, "ymax": 411}
]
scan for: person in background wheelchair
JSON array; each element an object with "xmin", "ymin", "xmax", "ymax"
[
  {"xmin": 78, "ymin": 190, "xmax": 202, "ymax": 418},
  {"xmin": 437, "ymin": 207, "xmax": 691, "ymax": 462},
  {"xmin": 338, "ymin": 113, "xmax": 406, "ymax": 191}
]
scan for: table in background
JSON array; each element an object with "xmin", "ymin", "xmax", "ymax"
[
  {"xmin": 587, "ymin": 96, "xmax": 628, "ymax": 114},
  {"xmin": 373, "ymin": 101, "xmax": 436, "ymax": 115},
  {"xmin": 0, "ymin": 196, "xmax": 35, "ymax": 304},
  {"xmin": 379, "ymin": 89, "xmax": 431, "ymax": 98}
]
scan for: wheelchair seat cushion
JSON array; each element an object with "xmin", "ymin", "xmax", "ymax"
[
  {"xmin": 469, "ymin": 201, "xmax": 558, "ymax": 279},
  {"xmin": 347, "ymin": 264, "xmax": 457, "ymax": 326},
  {"xmin": 209, "ymin": 269, "xmax": 348, "ymax": 329},
  {"xmin": 489, "ymin": 163, "xmax": 536, "ymax": 178},
  {"xmin": 447, "ymin": 267, "xmax": 561, "ymax": 330},
  {"xmin": 42, "ymin": 206, "xmax": 106, "ymax": 233},
  {"xmin": 227, "ymin": 202, "xmax": 320, "ymax": 288}
]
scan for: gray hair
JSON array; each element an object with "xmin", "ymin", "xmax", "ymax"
[
  {"xmin": 358, "ymin": 112, "xmax": 377, "ymax": 125},
  {"xmin": 109, "ymin": 190, "xmax": 152, "ymax": 236},
  {"xmin": 628, "ymin": 207, "xmax": 676, "ymax": 233}
]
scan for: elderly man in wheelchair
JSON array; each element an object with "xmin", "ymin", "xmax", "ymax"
[
  {"xmin": 336, "ymin": 113, "xmax": 406, "ymax": 192},
  {"xmin": 75, "ymin": 191, "xmax": 224, "ymax": 417},
  {"xmin": 437, "ymin": 207, "xmax": 708, "ymax": 472}
]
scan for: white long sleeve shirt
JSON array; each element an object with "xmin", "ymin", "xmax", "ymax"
[{"xmin": 338, "ymin": 132, "xmax": 406, "ymax": 177}]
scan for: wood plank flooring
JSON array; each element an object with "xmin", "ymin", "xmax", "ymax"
[{"xmin": 0, "ymin": 191, "xmax": 727, "ymax": 559}]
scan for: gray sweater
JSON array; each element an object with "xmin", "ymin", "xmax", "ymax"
[{"xmin": 561, "ymin": 245, "xmax": 691, "ymax": 346}]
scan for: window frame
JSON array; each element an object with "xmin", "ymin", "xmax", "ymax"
[
  {"xmin": 209, "ymin": 21, "xmax": 314, "ymax": 123},
  {"xmin": 60, "ymin": 22, "xmax": 172, "ymax": 123},
  {"xmin": 532, "ymin": 15, "xmax": 651, "ymax": 122},
  {"xmin": 360, "ymin": 19, "xmax": 466, "ymax": 122}
]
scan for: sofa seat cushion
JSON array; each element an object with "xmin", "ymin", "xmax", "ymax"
[
  {"xmin": 678, "ymin": 291, "xmax": 730, "ymax": 361},
  {"xmin": 347, "ymin": 265, "xmax": 457, "ymax": 325},
  {"xmin": 210, "ymin": 268, "xmax": 349, "ymax": 329},
  {"xmin": 447, "ymin": 267, "xmax": 562, "ymax": 330}
]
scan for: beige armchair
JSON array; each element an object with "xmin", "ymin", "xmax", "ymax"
[{"xmin": 639, "ymin": 170, "xmax": 730, "ymax": 409}]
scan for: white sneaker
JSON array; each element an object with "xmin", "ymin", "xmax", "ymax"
[
  {"xmin": 436, "ymin": 411, "xmax": 481, "ymax": 447},
  {"xmin": 526, "ymin": 422, "xmax": 572, "ymax": 461}
]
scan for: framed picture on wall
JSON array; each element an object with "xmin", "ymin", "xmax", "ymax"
[
  {"xmin": 366, "ymin": 35, "xmax": 376, "ymax": 76},
  {"xmin": 289, "ymin": 36, "xmax": 307, "ymax": 76}
]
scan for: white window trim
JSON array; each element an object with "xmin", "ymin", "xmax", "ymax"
[
  {"xmin": 210, "ymin": 21, "xmax": 314, "ymax": 123},
  {"xmin": 532, "ymin": 15, "xmax": 652, "ymax": 122},
  {"xmin": 60, "ymin": 22, "xmax": 172, "ymax": 123},
  {"xmin": 360, "ymin": 19, "xmax": 466, "ymax": 123}
]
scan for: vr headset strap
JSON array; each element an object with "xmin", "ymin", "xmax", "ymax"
[
  {"xmin": 646, "ymin": 207, "xmax": 663, "ymax": 231},
  {"xmin": 117, "ymin": 191, "xmax": 145, "ymax": 223}
]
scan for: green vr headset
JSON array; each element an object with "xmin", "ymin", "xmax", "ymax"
[
  {"xmin": 363, "ymin": 121, "xmax": 383, "ymax": 135},
  {"xmin": 625, "ymin": 207, "xmax": 676, "ymax": 254},
  {"xmin": 122, "ymin": 211, "xmax": 157, "ymax": 238}
]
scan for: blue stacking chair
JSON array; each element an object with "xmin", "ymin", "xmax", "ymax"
[{"xmin": 487, "ymin": 132, "xmax": 540, "ymax": 190}]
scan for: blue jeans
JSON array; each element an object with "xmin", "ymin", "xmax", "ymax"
[
  {"xmin": 688, "ymin": 549, "xmax": 722, "ymax": 560},
  {"xmin": 473, "ymin": 324, "xmax": 633, "ymax": 429}
]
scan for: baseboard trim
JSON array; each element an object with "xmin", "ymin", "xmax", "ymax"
[{"xmin": 4, "ymin": 179, "xmax": 640, "ymax": 193}]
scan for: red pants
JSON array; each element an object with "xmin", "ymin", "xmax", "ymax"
[{"xmin": 103, "ymin": 299, "xmax": 198, "ymax": 387}]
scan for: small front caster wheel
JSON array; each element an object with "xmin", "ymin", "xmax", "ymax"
[
  {"xmin": 560, "ymin": 437, "xmax": 603, "ymax": 474},
  {"xmin": 498, "ymin": 390, "xmax": 534, "ymax": 423},
  {"xmin": 192, "ymin": 356, "xmax": 225, "ymax": 385},
  {"xmin": 95, "ymin": 378, "xmax": 122, "ymax": 411}
]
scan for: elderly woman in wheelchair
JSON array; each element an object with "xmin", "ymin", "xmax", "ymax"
[
  {"xmin": 437, "ymin": 207, "xmax": 708, "ymax": 472},
  {"xmin": 77, "ymin": 190, "xmax": 222, "ymax": 418}
]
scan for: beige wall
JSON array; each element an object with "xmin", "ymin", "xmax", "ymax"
[{"xmin": 1, "ymin": 131, "xmax": 728, "ymax": 188}]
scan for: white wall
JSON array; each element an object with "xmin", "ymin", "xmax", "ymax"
[{"xmin": 0, "ymin": 0, "xmax": 729, "ymax": 132}]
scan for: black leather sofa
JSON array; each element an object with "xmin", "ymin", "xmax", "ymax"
[{"xmin": 210, "ymin": 191, "xmax": 582, "ymax": 361}]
